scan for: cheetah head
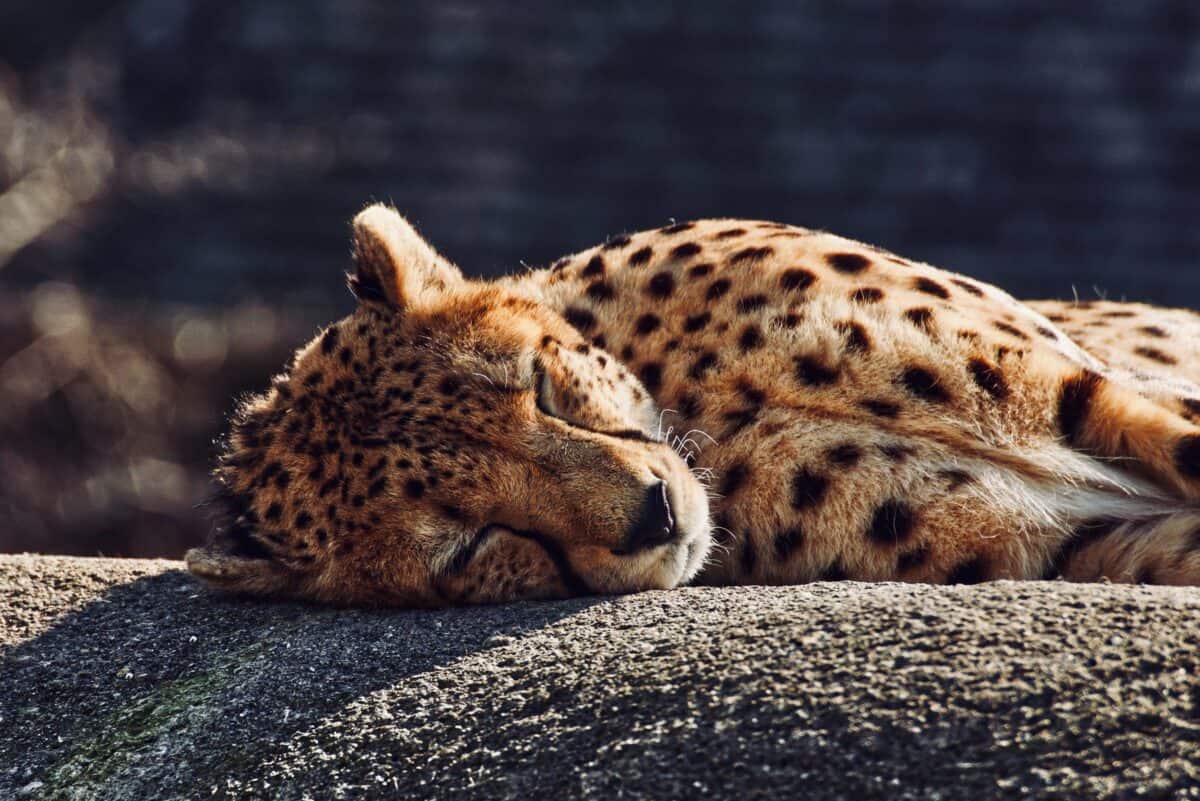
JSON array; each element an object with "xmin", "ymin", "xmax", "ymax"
[{"xmin": 186, "ymin": 205, "xmax": 712, "ymax": 606}]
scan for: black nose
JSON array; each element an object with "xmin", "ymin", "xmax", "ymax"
[{"xmin": 621, "ymin": 480, "xmax": 677, "ymax": 554}]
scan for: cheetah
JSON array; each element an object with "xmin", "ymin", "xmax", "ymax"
[{"xmin": 187, "ymin": 205, "xmax": 1200, "ymax": 605}]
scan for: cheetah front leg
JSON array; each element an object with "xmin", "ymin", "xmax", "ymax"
[{"xmin": 1052, "ymin": 512, "xmax": 1200, "ymax": 586}]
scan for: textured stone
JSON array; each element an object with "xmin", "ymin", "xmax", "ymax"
[{"xmin": 2, "ymin": 555, "xmax": 1200, "ymax": 799}]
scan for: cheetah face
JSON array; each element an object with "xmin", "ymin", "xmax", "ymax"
[{"xmin": 186, "ymin": 205, "xmax": 712, "ymax": 606}]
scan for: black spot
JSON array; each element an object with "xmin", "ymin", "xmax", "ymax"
[
  {"xmin": 338, "ymin": 347, "xmax": 352, "ymax": 365},
  {"xmin": 602, "ymin": 233, "xmax": 631, "ymax": 250},
  {"xmin": 404, "ymin": 478, "xmax": 425, "ymax": 499},
  {"xmin": 722, "ymin": 408, "xmax": 759, "ymax": 436},
  {"xmin": 1058, "ymin": 370, "xmax": 1103, "ymax": 446},
  {"xmin": 670, "ymin": 242, "xmax": 702, "ymax": 259},
  {"xmin": 897, "ymin": 546, "xmax": 930, "ymax": 572},
  {"xmin": 951, "ymin": 278, "xmax": 984, "ymax": 297},
  {"xmin": 367, "ymin": 477, "xmax": 388, "ymax": 497},
  {"xmin": 835, "ymin": 320, "xmax": 872, "ymax": 353},
  {"xmin": 628, "ymin": 246, "xmax": 654, "ymax": 266},
  {"xmin": 780, "ymin": 268, "xmax": 816, "ymax": 291},
  {"xmin": 993, "ymin": 321, "xmax": 1030, "ymax": 340},
  {"xmin": 294, "ymin": 511, "xmax": 313, "ymax": 529},
  {"xmin": 776, "ymin": 313, "xmax": 803, "ymax": 330},
  {"xmin": 900, "ymin": 367, "xmax": 950, "ymax": 403},
  {"xmin": 1135, "ymin": 346, "xmax": 1178, "ymax": 366},
  {"xmin": 706, "ymin": 278, "xmax": 732, "ymax": 301},
  {"xmin": 647, "ymin": 271, "xmax": 676, "ymax": 298},
  {"xmin": 729, "ymin": 246, "xmax": 773, "ymax": 264},
  {"xmin": 715, "ymin": 227, "xmax": 746, "ymax": 239},
  {"xmin": 265, "ymin": 502, "xmax": 283, "ymax": 522},
  {"xmin": 564, "ymin": 307, "xmax": 597, "ymax": 333},
  {"xmin": 737, "ymin": 380, "xmax": 766, "ymax": 405},
  {"xmin": 320, "ymin": 327, "xmax": 340, "ymax": 354},
  {"xmin": 878, "ymin": 443, "xmax": 915, "ymax": 462},
  {"xmin": 913, "ymin": 277, "xmax": 950, "ymax": 299},
  {"xmin": 904, "ymin": 307, "xmax": 935, "ymax": 331},
  {"xmin": 866, "ymin": 500, "xmax": 915, "ymax": 546},
  {"xmin": 1175, "ymin": 435, "xmax": 1200, "ymax": 478},
  {"xmin": 826, "ymin": 253, "xmax": 870, "ymax": 274},
  {"xmin": 861, "ymin": 399, "xmax": 901, "ymax": 418},
  {"xmin": 791, "ymin": 469, "xmax": 829, "ymax": 510},
  {"xmin": 1183, "ymin": 398, "xmax": 1200, "ymax": 416},
  {"xmin": 581, "ymin": 255, "xmax": 606, "ymax": 278},
  {"xmin": 438, "ymin": 376, "xmax": 461, "ymax": 396},
  {"xmin": 684, "ymin": 312, "xmax": 711, "ymax": 332},
  {"xmin": 850, "ymin": 287, "xmax": 884, "ymax": 303},
  {"xmin": 938, "ymin": 469, "xmax": 974, "ymax": 490},
  {"xmin": 586, "ymin": 281, "xmax": 616, "ymax": 301},
  {"xmin": 774, "ymin": 526, "xmax": 805, "ymax": 560},
  {"xmin": 638, "ymin": 363, "xmax": 663, "ymax": 394},
  {"xmin": 661, "ymin": 221, "xmax": 695, "ymax": 235},
  {"xmin": 678, "ymin": 393, "xmax": 703, "ymax": 419},
  {"xmin": 968, "ymin": 357, "xmax": 1009, "ymax": 400},
  {"xmin": 827, "ymin": 443, "xmax": 862, "ymax": 467},
  {"xmin": 690, "ymin": 352, "xmax": 719, "ymax": 379},
  {"xmin": 738, "ymin": 325, "xmax": 764, "ymax": 351},
  {"xmin": 1036, "ymin": 326, "xmax": 1058, "ymax": 340},
  {"xmin": 1139, "ymin": 325, "xmax": 1169, "ymax": 339},
  {"xmin": 635, "ymin": 314, "xmax": 661, "ymax": 335},
  {"xmin": 947, "ymin": 556, "xmax": 989, "ymax": 585},
  {"xmin": 819, "ymin": 561, "xmax": 849, "ymax": 581},
  {"xmin": 794, "ymin": 355, "xmax": 839, "ymax": 386},
  {"xmin": 720, "ymin": 463, "xmax": 750, "ymax": 496},
  {"xmin": 737, "ymin": 294, "xmax": 768, "ymax": 314},
  {"xmin": 688, "ymin": 263, "xmax": 714, "ymax": 279},
  {"xmin": 741, "ymin": 532, "xmax": 758, "ymax": 576}
]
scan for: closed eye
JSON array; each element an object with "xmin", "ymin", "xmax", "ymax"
[
  {"xmin": 602, "ymin": 428, "xmax": 661, "ymax": 444},
  {"xmin": 534, "ymin": 366, "xmax": 661, "ymax": 444}
]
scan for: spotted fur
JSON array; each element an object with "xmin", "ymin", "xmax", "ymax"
[{"xmin": 187, "ymin": 207, "xmax": 1200, "ymax": 605}]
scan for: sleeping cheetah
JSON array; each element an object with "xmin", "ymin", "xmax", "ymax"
[{"xmin": 187, "ymin": 205, "xmax": 1200, "ymax": 605}]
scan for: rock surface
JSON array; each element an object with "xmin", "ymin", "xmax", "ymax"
[{"xmin": 2, "ymin": 555, "xmax": 1199, "ymax": 800}]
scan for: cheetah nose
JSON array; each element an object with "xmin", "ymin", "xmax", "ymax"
[{"xmin": 621, "ymin": 480, "xmax": 677, "ymax": 554}]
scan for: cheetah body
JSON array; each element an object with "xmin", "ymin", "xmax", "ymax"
[{"xmin": 187, "ymin": 208, "xmax": 1200, "ymax": 605}]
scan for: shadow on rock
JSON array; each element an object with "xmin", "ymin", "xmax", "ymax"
[{"xmin": 0, "ymin": 568, "xmax": 599, "ymax": 799}]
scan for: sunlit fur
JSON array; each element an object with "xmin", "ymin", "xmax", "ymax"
[
  {"xmin": 188, "ymin": 206, "xmax": 1200, "ymax": 605},
  {"xmin": 187, "ymin": 207, "xmax": 709, "ymax": 606}
]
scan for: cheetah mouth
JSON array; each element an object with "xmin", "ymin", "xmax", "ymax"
[{"xmin": 448, "ymin": 523, "xmax": 594, "ymax": 596}]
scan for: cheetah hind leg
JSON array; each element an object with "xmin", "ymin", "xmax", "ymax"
[{"xmin": 1057, "ymin": 368, "xmax": 1200, "ymax": 501}]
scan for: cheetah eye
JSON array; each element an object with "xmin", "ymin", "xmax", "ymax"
[{"xmin": 533, "ymin": 363, "xmax": 659, "ymax": 444}]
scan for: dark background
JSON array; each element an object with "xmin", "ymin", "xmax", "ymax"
[{"xmin": 2, "ymin": 1, "xmax": 1197, "ymax": 557}]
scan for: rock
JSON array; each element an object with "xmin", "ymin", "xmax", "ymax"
[{"xmin": 2, "ymin": 555, "xmax": 1199, "ymax": 800}]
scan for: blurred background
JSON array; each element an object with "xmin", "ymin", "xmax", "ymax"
[{"xmin": 1, "ymin": 1, "xmax": 1198, "ymax": 557}]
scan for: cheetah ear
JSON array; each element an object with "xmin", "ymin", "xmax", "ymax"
[
  {"xmin": 185, "ymin": 546, "xmax": 294, "ymax": 597},
  {"xmin": 349, "ymin": 204, "xmax": 464, "ymax": 308}
]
